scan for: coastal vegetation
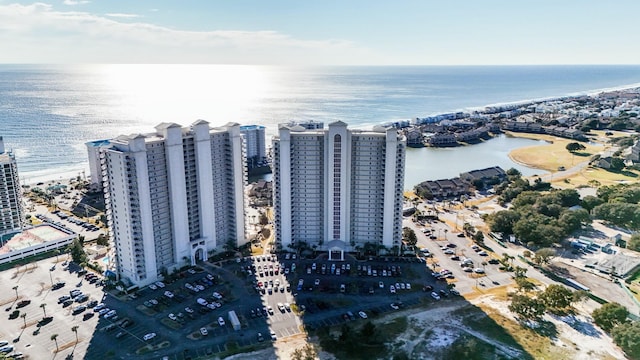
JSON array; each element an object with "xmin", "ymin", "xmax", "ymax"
[{"xmin": 486, "ymin": 173, "xmax": 590, "ymax": 247}]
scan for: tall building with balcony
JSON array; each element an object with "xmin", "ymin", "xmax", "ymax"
[
  {"xmin": 272, "ymin": 121, "xmax": 405, "ymax": 260},
  {"xmin": 239, "ymin": 125, "xmax": 266, "ymax": 169},
  {"xmin": 98, "ymin": 121, "xmax": 247, "ymax": 287},
  {"xmin": 0, "ymin": 137, "xmax": 24, "ymax": 236}
]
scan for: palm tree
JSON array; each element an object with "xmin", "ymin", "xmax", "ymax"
[
  {"xmin": 20, "ymin": 313, "xmax": 27, "ymax": 328},
  {"xmin": 12, "ymin": 285, "xmax": 18, "ymax": 300},
  {"xmin": 40, "ymin": 303, "xmax": 47, "ymax": 318},
  {"xmin": 51, "ymin": 334, "xmax": 59, "ymax": 352},
  {"xmin": 71, "ymin": 325, "xmax": 79, "ymax": 343}
]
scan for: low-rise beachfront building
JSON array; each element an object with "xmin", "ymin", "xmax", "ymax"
[
  {"xmin": 95, "ymin": 121, "xmax": 247, "ymax": 288},
  {"xmin": 0, "ymin": 224, "xmax": 75, "ymax": 265},
  {"xmin": 0, "ymin": 137, "xmax": 24, "ymax": 237},
  {"xmin": 415, "ymin": 178, "xmax": 470, "ymax": 199},
  {"xmin": 460, "ymin": 166, "xmax": 507, "ymax": 187},
  {"xmin": 272, "ymin": 121, "xmax": 406, "ymax": 259}
]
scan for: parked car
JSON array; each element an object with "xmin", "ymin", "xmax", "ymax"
[
  {"xmin": 431, "ymin": 292, "xmax": 441, "ymax": 300},
  {"xmin": 218, "ymin": 317, "xmax": 226, "ymax": 326},
  {"xmin": 200, "ymin": 327, "xmax": 208, "ymax": 336},
  {"xmin": 143, "ymin": 333, "xmax": 156, "ymax": 341},
  {"xmin": 358, "ymin": 311, "xmax": 368, "ymax": 319}
]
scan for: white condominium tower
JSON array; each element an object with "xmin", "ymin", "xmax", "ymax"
[
  {"xmin": 272, "ymin": 121, "xmax": 406, "ymax": 260},
  {"xmin": 239, "ymin": 125, "xmax": 266, "ymax": 167},
  {"xmin": 100, "ymin": 121, "xmax": 247, "ymax": 287},
  {"xmin": 0, "ymin": 137, "xmax": 24, "ymax": 236}
]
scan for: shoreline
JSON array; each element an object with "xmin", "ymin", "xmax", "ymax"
[{"xmin": 13, "ymin": 79, "xmax": 640, "ymax": 188}]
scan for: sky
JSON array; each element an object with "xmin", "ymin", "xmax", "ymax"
[{"xmin": 0, "ymin": 0, "xmax": 638, "ymax": 65}]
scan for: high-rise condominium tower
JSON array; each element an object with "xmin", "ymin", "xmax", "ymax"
[
  {"xmin": 98, "ymin": 121, "xmax": 247, "ymax": 287},
  {"xmin": 0, "ymin": 137, "xmax": 24, "ymax": 236},
  {"xmin": 272, "ymin": 121, "xmax": 405, "ymax": 260}
]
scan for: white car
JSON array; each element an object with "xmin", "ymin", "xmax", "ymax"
[
  {"xmin": 270, "ymin": 330, "xmax": 277, "ymax": 340},
  {"xmin": 149, "ymin": 284, "xmax": 157, "ymax": 290},
  {"xmin": 474, "ymin": 268, "xmax": 485, "ymax": 274},
  {"xmin": 184, "ymin": 307, "xmax": 194, "ymax": 313},
  {"xmin": 379, "ymin": 281, "xmax": 384, "ymax": 288},
  {"xmin": 218, "ymin": 316, "xmax": 226, "ymax": 326},
  {"xmin": 212, "ymin": 292, "xmax": 223, "ymax": 300},
  {"xmin": 314, "ymin": 279, "xmax": 320, "ymax": 286},
  {"xmin": 143, "ymin": 332, "xmax": 156, "ymax": 341},
  {"xmin": 284, "ymin": 302, "xmax": 291, "ymax": 311},
  {"xmin": 104, "ymin": 310, "xmax": 117, "ymax": 319},
  {"xmin": 431, "ymin": 292, "xmax": 441, "ymax": 300},
  {"xmin": 390, "ymin": 303, "xmax": 399, "ymax": 310},
  {"xmin": 206, "ymin": 274, "xmax": 215, "ymax": 281},
  {"xmin": 164, "ymin": 290, "xmax": 174, "ymax": 298},
  {"xmin": 197, "ymin": 298, "xmax": 208, "ymax": 306},
  {"xmin": 200, "ymin": 327, "xmax": 208, "ymax": 336},
  {"xmin": 389, "ymin": 285, "xmax": 396, "ymax": 294},
  {"xmin": 358, "ymin": 311, "xmax": 368, "ymax": 319},
  {"xmin": 155, "ymin": 281, "xmax": 165, "ymax": 288},
  {"xmin": 406, "ymin": 283, "xmax": 411, "ymax": 290},
  {"xmin": 277, "ymin": 303, "xmax": 285, "ymax": 312},
  {"xmin": 168, "ymin": 313, "xmax": 177, "ymax": 321}
]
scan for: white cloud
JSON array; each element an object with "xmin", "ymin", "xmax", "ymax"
[
  {"xmin": 63, "ymin": 0, "xmax": 89, "ymax": 5},
  {"xmin": 105, "ymin": 13, "xmax": 140, "ymax": 19},
  {"xmin": 0, "ymin": 3, "xmax": 374, "ymax": 65}
]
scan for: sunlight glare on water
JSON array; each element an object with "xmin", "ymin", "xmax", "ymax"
[{"xmin": 95, "ymin": 64, "xmax": 274, "ymax": 130}]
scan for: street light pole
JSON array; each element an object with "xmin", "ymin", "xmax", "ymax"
[{"xmin": 49, "ymin": 269, "xmax": 53, "ymax": 286}]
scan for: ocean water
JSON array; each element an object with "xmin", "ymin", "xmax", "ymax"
[{"xmin": 1, "ymin": 64, "xmax": 639, "ymax": 185}]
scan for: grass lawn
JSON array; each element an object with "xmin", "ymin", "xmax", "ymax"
[
  {"xmin": 507, "ymin": 132, "xmax": 602, "ymax": 172},
  {"xmin": 552, "ymin": 167, "xmax": 640, "ymax": 188}
]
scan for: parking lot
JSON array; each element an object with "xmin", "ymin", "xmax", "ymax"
[
  {"xmin": 404, "ymin": 216, "xmax": 514, "ymax": 295},
  {"xmin": 1, "ymin": 238, "xmax": 481, "ymax": 360}
]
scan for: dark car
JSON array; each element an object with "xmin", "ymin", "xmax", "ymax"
[
  {"xmin": 422, "ymin": 285, "xmax": 433, "ymax": 292},
  {"xmin": 16, "ymin": 300, "xmax": 31, "ymax": 308}
]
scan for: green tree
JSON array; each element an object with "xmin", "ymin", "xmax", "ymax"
[
  {"xmin": 95, "ymin": 233, "xmax": 109, "ymax": 247},
  {"xmin": 361, "ymin": 321, "xmax": 377, "ymax": 341},
  {"xmin": 581, "ymin": 195, "xmax": 604, "ymax": 213},
  {"xmin": 592, "ymin": 303, "xmax": 629, "ymax": 333},
  {"xmin": 566, "ymin": 142, "xmax": 586, "ymax": 153},
  {"xmin": 472, "ymin": 231, "xmax": 484, "ymax": 244},
  {"xmin": 291, "ymin": 343, "xmax": 319, "ymax": 360},
  {"xmin": 611, "ymin": 321, "xmax": 640, "ymax": 359},
  {"xmin": 402, "ymin": 227, "xmax": 418, "ymax": 248},
  {"xmin": 558, "ymin": 208, "xmax": 591, "ymax": 234},
  {"xmin": 462, "ymin": 222, "xmax": 475, "ymax": 236},
  {"xmin": 509, "ymin": 294, "xmax": 546, "ymax": 322},
  {"xmin": 533, "ymin": 248, "xmax": 556, "ymax": 265},
  {"xmin": 628, "ymin": 234, "xmax": 640, "ymax": 252},
  {"xmin": 487, "ymin": 210, "xmax": 520, "ymax": 235},
  {"xmin": 515, "ymin": 277, "xmax": 536, "ymax": 293},
  {"xmin": 513, "ymin": 266, "xmax": 527, "ymax": 279},
  {"xmin": 259, "ymin": 212, "xmax": 269, "ymax": 225},
  {"xmin": 539, "ymin": 284, "xmax": 574, "ymax": 311},
  {"xmin": 610, "ymin": 157, "xmax": 625, "ymax": 171},
  {"xmin": 67, "ymin": 236, "xmax": 88, "ymax": 264}
]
